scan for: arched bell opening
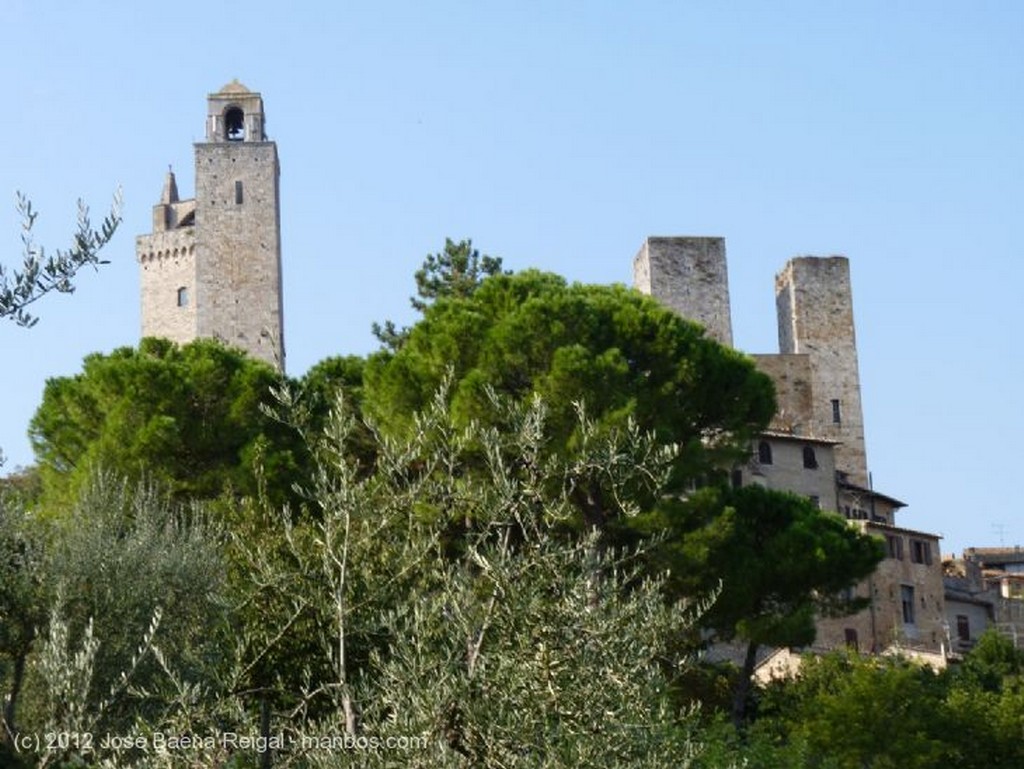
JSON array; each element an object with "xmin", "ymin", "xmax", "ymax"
[{"xmin": 225, "ymin": 107, "xmax": 245, "ymax": 141}]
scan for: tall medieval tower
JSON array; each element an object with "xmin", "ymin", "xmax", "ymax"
[
  {"xmin": 136, "ymin": 81, "xmax": 285, "ymax": 371},
  {"xmin": 633, "ymin": 237, "xmax": 733, "ymax": 347},
  {"xmin": 633, "ymin": 238, "xmax": 868, "ymax": 487},
  {"xmin": 774, "ymin": 257, "xmax": 867, "ymax": 486}
]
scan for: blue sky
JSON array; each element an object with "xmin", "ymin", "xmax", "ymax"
[{"xmin": 1, "ymin": 1, "xmax": 1020, "ymax": 555}]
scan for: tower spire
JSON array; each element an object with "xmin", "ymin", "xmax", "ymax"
[{"xmin": 160, "ymin": 166, "xmax": 179, "ymax": 204}]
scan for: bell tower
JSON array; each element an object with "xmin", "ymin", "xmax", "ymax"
[
  {"xmin": 136, "ymin": 80, "xmax": 285, "ymax": 371},
  {"xmin": 194, "ymin": 80, "xmax": 284, "ymax": 370}
]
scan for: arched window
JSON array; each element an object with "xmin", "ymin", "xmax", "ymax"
[
  {"xmin": 176, "ymin": 286, "xmax": 189, "ymax": 307},
  {"xmin": 802, "ymin": 445, "xmax": 818, "ymax": 469},
  {"xmin": 225, "ymin": 107, "xmax": 245, "ymax": 141},
  {"xmin": 757, "ymin": 441, "xmax": 773, "ymax": 465}
]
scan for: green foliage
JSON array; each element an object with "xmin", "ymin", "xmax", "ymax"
[
  {"xmin": 31, "ymin": 599, "xmax": 163, "ymax": 769},
  {"xmin": 373, "ymin": 237, "xmax": 506, "ymax": 350},
  {"xmin": 642, "ymin": 484, "xmax": 883, "ymax": 724},
  {"xmin": 29, "ymin": 475, "xmax": 228, "ymax": 735},
  {"xmin": 660, "ymin": 485, "xmax": 884, "ymax": 650},
  {"xmin": 300, "ymin": 355, "xmax": 366, "ymax": 418},
  {"xmin": 78, "ymin": 387, "xmax": 703, "ymax": 767},
  {"xmin": 954, "ymin": 628, "xmax": 1024, "ymax": 692},
  {"xmin": 764, "ymin": 653, "xmax": 947, "ymax": 769},
  {"xmin": 0, "ymin": 474, "xmax": 227, "ymax": 766},
  {"xmin": 1, "ymin": 190, "xmax": 122, "ymax": 327},
  {"xmin": 0, "ymin": 466, "xmax": 42, "ymax": 508},
  {"xmin": 0, "ymin": 493, "xmax": 48, "ymax": 740},
  {"xmin": 707, "ymin": 639, "xmax": 1024, "ymax": 769},
  {"xmin": 937, "ymin": 631, "xmax": 1024, "ymax": 767},
  {"xmin": 295, "ymin": 354, "xmax": 375, "ymax": 470},
  {"xmin": 266, "ymin": 388, "xmax": 702, "ymax": 767},
  {"xmin": 23, "ymin": 374, "xmax": 1024, "ymax": 768},
  {"xmin": 358, "ymin": 531, "xmax": 704, "ymax": 768},
  {"xmin": 29, "ymin": 337, "xmax": 302, "ymax": 510},
  {"xmin": 365, "ymin": 269, "xmax": 776, "ymax": 511},
  {"xmin": 411, "ymin": 237, "xmax": 506, "ymax": 312}
]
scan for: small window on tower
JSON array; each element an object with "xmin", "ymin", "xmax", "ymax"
[
  {"xmin": 235, "ymin": 181, "xmax": 243, "ymax": 205},
  {"xmin": 802, "ymin": 445, "xmax": 818, "ymax": 469},
  {"xmin": 901, "ymin": 585, "xmax": 916, "ymax": 625},
  {"xmin": 956, "ymin": 615, "xmax": 970, "ymax": 642},
  {"xmin": 887, "ymin": 535, "xmax": 904, "ymax": 560},
  {"xmin": 176, "ymin": 287, "xmax": 189, "ymax": 307},
  {"xmin": 911, "ymin": 539, "xmax": 933, "ymax": 566},
  {"xmin": 225, "ymin": 107, "xmax": 245, "ymax": 141},
  {"xmin": 832, "ymin": 399, "xmax": 842, "ymax": 424}
]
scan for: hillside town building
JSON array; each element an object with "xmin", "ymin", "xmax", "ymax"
[
  {"xmin": 634, "ymin": 237, "xmax": 947, "ymax": 661},
  {"xmin": 135, "ymin": 85, "xmax": 1017, "ymax": 666},
  {"xmin": 943, "ymin": 548, "xmax": 1024, "ymax": 654}
]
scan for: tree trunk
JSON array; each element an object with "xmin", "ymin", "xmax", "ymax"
[
  {"xmin": 259, "ymin": 696, "xmax": 272, "ymax": 769},
  {"xmin": 343, "ymin": 692, "xmax": 357, "ymax": 735},
  {"xmin": 2, "ymin": 646, "xmax": 28, "ymax": 742},
  {"xmin": 731, "ymin": 640, "xmax": 759, "ymax": 728},
  {"xmin": 572, "ymin": 481, "xmax": 606, "ymax": 530}
]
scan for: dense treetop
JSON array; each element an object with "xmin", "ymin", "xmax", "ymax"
[
  {"xmin": 28, "ymin": 337, "xmax": 302, "ymax": 508},
  {"xmin": 3, "ymin": 241, "xmax": 922, "ymax": 766},
  {"xmin": 365, "ymin": 269, "xmax": 777, "ymax": 495}
]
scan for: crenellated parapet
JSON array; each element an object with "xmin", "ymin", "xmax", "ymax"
[{"xmin": 136, "ymin": 229, "xmax": 196, "ymax": 264}]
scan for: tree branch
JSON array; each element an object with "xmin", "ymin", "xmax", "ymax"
[{"xmin": 0, "ymin": 189, "xmax": 122, "ymax": 327}]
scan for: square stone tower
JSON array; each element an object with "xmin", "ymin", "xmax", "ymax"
[
  {"xmin": 136, "ymin": 80, "xmax": 285, "ymax": 371},
  {"xmin": 632, "ymin": 238, "xmax": 868, "ymax": 487},
  {"xmin": 775, "ymin": 256, "xmax": 867, "ymax": 486},
  {"xmin": 633, "ymin": 237, "xmax": 733, "ymax": 347}
]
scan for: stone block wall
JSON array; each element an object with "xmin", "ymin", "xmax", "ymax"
[
  {"xmin": 633, "ymin": 236, "xmax": 733, "ymax": 346},
  {"xmin": 751, "ymin": 353, "xmax": 814, "ymax": 433},
  {"xmin": 136, "ymin": 228, "xmax": 197, "ymax": 344},
  {"xmin": 194, "ymin": 140, "xmax": 284, "ymax": 370},
  {"xmin": 817, "ymin": 525, "xmax": 945, "ymax": 654},
  {"xmin": 775, "ymin": 257, "xmax": 868, "ymax": 485}
]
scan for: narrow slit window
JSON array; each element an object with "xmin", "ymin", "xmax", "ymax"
[
  {"xmin": 956, "ymin": 615, "xmax": 970, "ymax": 641},
  {"xmin": 235, "ymin": 180, "xmax": 243, "ymax": 205},
  {"xmin": 831, "ymin": 399, "xmax": 842, "ymax": 424},
  {"xmin": 901, "ymin": 585, "xmax": 916, "ymax": 625}
]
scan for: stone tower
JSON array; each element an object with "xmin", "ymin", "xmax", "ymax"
[
  {"xmin": 632, "ymin": 237, "xmax": 868, "ymax": 487},
  {"xmin": 775, "ymin": 256, "xmax": 868, "ymax": 486},
  {"xmin": 632, "ymin": 237, "xmax": 733, "ymax": 346},
  {"xmin": 136, "ymin": 80, "xmax": 285, "ymax": 371}
]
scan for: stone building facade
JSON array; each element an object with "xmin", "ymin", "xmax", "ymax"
[
  {"xmin": 634, "ymin": 236, "xmax": 947, "ymax": 660},
  {"xmin": 942, "ymin": 548, "xmax": 1024, "ymax": 653},
  {"xmin": 136, "ymin": 81, "xmax": 285, "ymax": 371}
]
